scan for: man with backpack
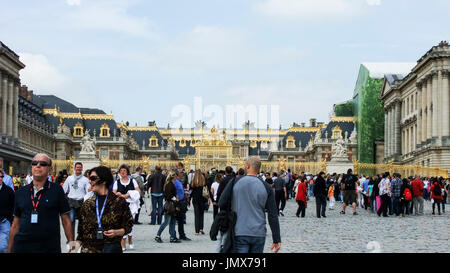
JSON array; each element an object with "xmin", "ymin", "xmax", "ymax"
[
  {"xmin": 340, "ymin": 169, "xmax": 358, "ymax": 215},
  {"xmin": 391, "ymin": 173, "xmax": 403, "ymax": 216},
  {"xmin": 216, "ymin": 156, "xmax": 281, "ymax": 253},
  {"xmin": 430, "ymin": 178, "xmax": 443, "ymax": 215}
]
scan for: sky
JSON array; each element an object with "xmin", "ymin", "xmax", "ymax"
[{"xmin": 1, "ymin": 0, "xmax": 449, "ymax": 129}]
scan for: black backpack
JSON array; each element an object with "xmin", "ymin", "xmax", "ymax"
[
  {"xmin": 343, "ymin": 175, "xmax": 355, "ymax": 191},
  {"xmin": 433, "ymin": 183, "xmax": 441, "ymax": 196}
]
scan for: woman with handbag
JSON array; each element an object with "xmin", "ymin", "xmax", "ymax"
[
  {"xmin": 155, "ymin": 172, "xmax": 180, "ymax": 243},
  {"xmin": 191, "ymin": 169, "xmax": 209, "ymax": 235},
  {"xmin": 76, "ymin": 166, "xmax": 133, "ymax": 253}
]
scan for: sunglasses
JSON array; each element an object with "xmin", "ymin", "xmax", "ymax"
[
  {"xmin": 89, "ymin": 175, "xmax": 100, "ymax": 181},
  {"xmin": 31, "ymin": 161, "xmax": 51, "ymax": 167}
]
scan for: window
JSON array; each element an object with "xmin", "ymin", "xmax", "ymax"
[
  {"xmin": 179, "ymin": 138, "xmax": 186, "ymax": 147},
  {"xmin": 100, "ymin": 124, "xmax": 110, "ymax": 137},
  {"xmin": 332, "ymin": 125, "xmax": 342, "ymax": 139},
  {"xmin": 73, "ymin": 122, "xmax": 84, "ymax": 137},
  {"xmin": 285, "ymin": 136, "xmax": 296, "ymax": 149},
  {"xmin": 100, "ymin": 148, "xmax": 108, "ymax": 159},
  {"xmin": 149, "ymin": 135, "xmax": 159, "ymax": 147}
]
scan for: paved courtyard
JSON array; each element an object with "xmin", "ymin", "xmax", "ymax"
[{"xmin": 64, "ymin": 196, "xmax": 450, "ymax": 253}]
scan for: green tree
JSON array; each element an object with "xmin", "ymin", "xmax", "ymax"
[
  {"xmin": 358, "ymin": 78, "xmax": 384, "ymax": 163},
  {"xmin": 335, "ymin": 101, "xmax": 354, "ymax": 116}
]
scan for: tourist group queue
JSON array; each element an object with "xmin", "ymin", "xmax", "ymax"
[{"xmin": 268, "ymin": 169, "xmax": 449, "ymax": 218}]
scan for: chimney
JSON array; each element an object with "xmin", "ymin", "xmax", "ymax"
[
  {"xmin": 310, "ymin": 118, "xmax": 317, "ymax": 127},
  {"xmin": 28, "ymin": 90, "xmax": 33, "ymax": 102}
]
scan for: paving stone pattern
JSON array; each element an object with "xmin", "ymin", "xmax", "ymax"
[{"xmin": 63, "ymin": 196, "xmax": 450, "ymax": 253}]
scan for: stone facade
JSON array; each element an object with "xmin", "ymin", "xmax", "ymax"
[{"xmin": 381, "ymin": 41, "xmax": 450, "ymax": 175}]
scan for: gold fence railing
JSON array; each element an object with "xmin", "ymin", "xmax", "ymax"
[
  {"xmin": 99, "ymin": 157, "xmax": 327, "ymax": 174},
  {"xmin": 53, "ymin": 157, "xmax": 75, "ymax": 174},
  {"xmin": 53, "ymin": 157, "xmax": 448, "ymax": 178},
  {"xmin": 353, "ymin": 160, "xmax": 449, "ymax": 178}
]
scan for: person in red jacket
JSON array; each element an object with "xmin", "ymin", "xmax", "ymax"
[
  {"xmin": 296, "ymin": 178, "xmax": 308, "ymax": 218},
  {"xmin": 410, "ymin": 175, "xmax": 424, "ymax": 215},
  {"xmin": 430, "ymin": 178, "xmax": 443, "ymax": 215}
]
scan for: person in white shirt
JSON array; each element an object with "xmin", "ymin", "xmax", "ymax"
[
  {"xmin": 113, "ymin": 164, "xmax": 140, "ymax": 251},
  {"xmin": 63, "ymin": 162, "xmax": 91, "ymax": 236},
  {"xmin": 377, "ymin": 172, "xmax": 391, "ymax": 217},
  {"xmin": 210, "ymin": 176, "xmax": 221, "ymax": 220}
]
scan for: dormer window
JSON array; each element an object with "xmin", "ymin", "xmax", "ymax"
[
  {"xmin": 332, "ymin": 125, "xmax": 342, "ymax": 139},
  {"xmin": 73, "ymin": 122, "xmax": 84, "ymax": 137},
  {"xmin": 179, "ymin": 138, "xmax": 186, "ymax": 147},
  {"xmin": 286, "ymin": 135, "xmax": 296, "ymax": 149},
  {"xmin": 100, "ymin": 124, "xmax": 110, "ymax": 137},
  {"xmin": 149, "ymin": 135, "xmax": 159, "ymax": 147}
]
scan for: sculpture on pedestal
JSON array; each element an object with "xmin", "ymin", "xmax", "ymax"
[
  {"xmin": 80, "ymin": 130, "xmax": 96, "ymax": 154},
  {"xmin": 332, "ymin": 137, "xmax": 348, "ymax": 158}
]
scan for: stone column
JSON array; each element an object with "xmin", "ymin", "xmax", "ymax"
[
  {"xmin": 386, "ymin": 107, "xmax": 390, "ymax": 156},
  {"xmin": 1, "ymin": 75, "xmax": 7, "ymax": 136},
  {"xmin": 421, "ymin": 79, "xmax": 427, "ymax": 143},
  {"xmin": 427, "ymin": 75, "xmax": 432, "ymax": 140},
  {"xmin": 432, "ymin": 71, "xmax": 439, "ymax": 139},
  {"xmin": 7, "ymin": 79, "xmax": 13, "ymax": 137},
  {"xmin": 390, "ymin": 107, "xmax": 394, "ymax": 156},
  {"xmin": 442, "ymin": 70, "xmax": 449, "ymax": 137},
  {"xmin": 384, "ymin": 109, "xmax": 388, "ymax": 159},
  {"xmin": 416, "ymin": 83, "xmax": 422, "ymax": 144},
  {"xmin": 13, "ymin": 82, "xmax": 19, "ymax": 139},
  {"xmin": 395, "ymin": 101, "xmax": 401, "ymax": 156}
]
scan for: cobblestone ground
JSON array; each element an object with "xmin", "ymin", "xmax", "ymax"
[{"xmin": 64, "ymin": 196, "xmax": 450, "ymax": 253}]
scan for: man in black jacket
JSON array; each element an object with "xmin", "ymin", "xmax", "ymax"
[
  {"xmin": 148, "ymin": 166, "xmax": 166, "ymax": 225},
  {"xmin": 314, "ymin": 172, "xmax": 328, "ymax": 218},
  {"xmin": 216, "ymin": 166, "xmax": 234, "ymax": 203},
  {"xmin": 0, "ymin": 170, "xmax": 15, "ymax": 253}
]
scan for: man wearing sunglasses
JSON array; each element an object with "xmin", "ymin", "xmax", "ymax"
[{"xmin": 7, "ymin": 153, "xmax": 74, "ymax": 253}]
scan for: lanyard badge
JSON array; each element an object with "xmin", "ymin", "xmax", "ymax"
[
  {"xmin": 96, "ymin": 194, "xmax": 108, "ymax": 240},
  {"xmin": 30, "ymin": 187, "xmax": 43, "ymax": 224}
]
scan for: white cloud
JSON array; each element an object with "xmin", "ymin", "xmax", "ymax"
[
  {"xmin": 223, "ymin": 79, "xmax": 346, "ymax": 127},
  {"xmin": 64, "ymin": 0, "xmax": 159, "ymax": 39},
  {"xmin": 148, "ymin": 25, "xmax": 305, "ymax": 74},
  {"xmin": 19, "ymin": 53, "xmax": 67, "ymax": 91},
  {"xmin": 18, "ymin": 52, "xmax": 100, "ymax": 108},
  {"xmin": 67, "ymin": 0, "xmax": 81, "ymax": 6},
  {"xmin": 366, "ymin": 0, "xmax": 381, "ymax": 6},
  {"xmin": 254, "ymin": 0, "xmax": 376, "ymax": 20}
]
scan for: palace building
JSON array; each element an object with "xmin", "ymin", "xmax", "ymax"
[
  {"xmin": 0, "ymin": 40, "xmax": 358, "ymax": 174},
  {"xmin": 381, "ymin": 41, "xmax": 450, "ymax": 174}
]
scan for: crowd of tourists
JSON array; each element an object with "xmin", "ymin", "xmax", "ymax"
[{"xmin": 0, "ymin": 153, "xmax": 448, "ymax": 253}]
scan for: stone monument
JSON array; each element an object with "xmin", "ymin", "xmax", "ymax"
[
  {"xmin": 327, "ymin": 137, "xmax": 353, "ymax": 174},
  {"xmin": 77, "ymin": 130, "xmax": 100, "ymax": 171}
]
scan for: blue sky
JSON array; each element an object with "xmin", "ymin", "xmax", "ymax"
[{"xmin": 1, "ymin": 0, "xmax": 449, "ymax": 128}]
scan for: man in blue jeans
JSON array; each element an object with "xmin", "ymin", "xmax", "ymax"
[
  {"xmin": 219, "ymin": 156, "xmax": 281, "ymax": 253},
  {"xmin": 174, "ymin": 169, "xmax": 191, "ymax": 241},
  {"xmin": 148, "ymin": 166, "xmax": 165, "ymax": 225}
]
